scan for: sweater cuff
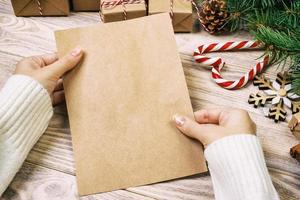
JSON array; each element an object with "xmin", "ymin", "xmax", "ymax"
[
  {"xmin": 0, "ymin": 74, "xmax": 53, "ymax": 153},
  {"xmin": 0, "ymin": 75, "xmax": 53, "ymax": 195},
  {"xmin": 204, "ymin": 134, "xmax": 279, "ymax": 200}
]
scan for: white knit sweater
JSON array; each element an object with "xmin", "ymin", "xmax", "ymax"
[{"xmin": 0, "ymin": 75, "xmax": 279, "ymax": 199}]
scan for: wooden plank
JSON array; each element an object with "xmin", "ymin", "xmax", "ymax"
[
  {"xmin": 22, "ymin": 43, "xmax": 300, "ymax": 199},
  {"xmin": 0, "ymin": 52, "xmax": 20, "ymax": 88},
  {"xmin": 0, "ymin": 2, "xmax": 100, "ymax": 58},
  {"xmin": 270, "ymin": 168, "xmax": 300, "ymax": 200},
  {"xmin": 0, "ymin": 162, "xmax": 154, "ymax": 200},
  {"xmin": 127, "ymin": 168, "xmax": 300, "ymax": 200},
  {"xmin": 0, "ymin": 0, "xmax": 299, "ymax": 199},
  {"xmin": 127, "ymin": 174, "xmax": 214, "ymax": 200},
  {"xmin": 0, "ymin": 0, "xmax": 12, "ymax": 14}
]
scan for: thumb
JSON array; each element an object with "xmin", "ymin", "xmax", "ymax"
[
  {"xmin": 45, "ymin": 46, "xmax": 83, "ymax": 78},
  {"xmin": 173, "ymin": 114, "xmax": 222, "ymax": 146}
]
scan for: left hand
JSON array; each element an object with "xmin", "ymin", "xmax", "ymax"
[{"xmin": 14, "ymin": 47, "xmax": 83, "ymax": 105}]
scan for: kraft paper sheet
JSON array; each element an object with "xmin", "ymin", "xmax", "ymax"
[{"xmin": 55, "ymin": 13, "xmax": 207, "ymax": 196}]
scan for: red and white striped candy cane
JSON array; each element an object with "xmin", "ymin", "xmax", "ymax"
[{"xmin": 193, "ymin": 40, "xmax": 270, "ymax": 90}]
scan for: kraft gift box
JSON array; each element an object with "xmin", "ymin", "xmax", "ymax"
[
  {"xmin": 148, "ymin": 0, "xmax": 193, "ymax": 32},
  {"xmin": 100, "ymin": 0, "xmax": 147, "ymax": 23},
  {"xmin": 11, "ymin": 0, "xmax": 70, "ymax": 16},
  {"xmin": 72, "ymin": 0, "xmax": 99, "ymax": 11}
]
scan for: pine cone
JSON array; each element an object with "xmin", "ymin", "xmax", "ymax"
[{"xmin": 199, "ymin": 0, "xmax": 229, "ymax": 34}]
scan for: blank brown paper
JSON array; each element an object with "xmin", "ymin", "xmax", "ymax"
[{"xmin": 55, "ymin": 13, "xmax": 207, "ymax": 196}]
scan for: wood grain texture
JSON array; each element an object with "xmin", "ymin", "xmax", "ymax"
[
  {"xmin": 0, "ymin": 0, "xmax": 299, "ymax": 199},
  {"xmin": 0, "ymin": 163, "xmax": 154, "ymax": 200}
]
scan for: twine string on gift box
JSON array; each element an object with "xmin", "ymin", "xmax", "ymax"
[
  {"xmin": 100, "ymin": 0, "xmax": 145, "ymax": 22},
  {"xmin": 169, "ymin": 0, "xmax": 201, "ymax": 21},
  {"xmin": 35, "ymin": 0, "xmax": 43, "ymax": 15},
  {"xmin": 170, "ymin": 0, "xmax": 174, "ymax": 18}
]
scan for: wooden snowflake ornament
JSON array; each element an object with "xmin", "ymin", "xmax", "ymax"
[{"xmin": 248, "ymin": 72, "xmax": 300, "ymax": 122}]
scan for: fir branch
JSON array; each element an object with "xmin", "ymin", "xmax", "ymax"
[
  {"xmin": 220, "ymin": 0, "xmax": 300, "ymax": 93},
  {"xmin": 254, "ymin": 0, "xmax": 295, "ymax": 9},
  {"xmin": 290, "ymin": 56, "xmax": 300, "ymax": 94},
  {"xmin": 282, "ymin": 1, "xmax": 300, "ymax": 28},
  {"xmin": 254, "ymin": 0, "xmax": 276, "ymax": 8},
  {"xmin": 224, "ymin": 0, "xmax": 254, "ymax": 31},
  {"xmin": 247, "ymin": 9, "xmax": 284, "ymax": 31},
  {"xmin": 253, "ymin": 26, "xmax": 300, "ymax": 64}
]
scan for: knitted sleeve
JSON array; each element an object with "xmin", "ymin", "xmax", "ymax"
[
  {"xmin": 0, "ymin": 75, "xmax": 53, "ymax": 196},
  {"xmin": 204, "ymin": 134, "xmax": 279, "ymax": 200}
]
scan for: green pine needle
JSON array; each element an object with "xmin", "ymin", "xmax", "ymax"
[{"xmin": 220, "ymin": 0, "xmax": 300, "ymax": 93}]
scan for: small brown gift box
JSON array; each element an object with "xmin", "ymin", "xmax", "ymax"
[
  {"xmin": 100, "ymin": 0, "xmax": 147, "ymax": 23},
  {"xmin": 11, "ymin": 0, "xmax": 70, "ymax": 17},
  {"xmin": 72, "ymin": 0, "xmax": 99, "ymax": 11},
  {"xmin": 148, "ymin": 0, "xmax": 193, "ymax": 32},
  {"xmin": 288, "ymin": 112, "xmax": 300, "ymax": 140},
  {"xmin": 290, "ymin": 144, "xmax": 300, "ymax": 163}
]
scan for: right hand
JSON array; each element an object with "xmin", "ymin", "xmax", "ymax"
[
  {"xmin": 14, "ymin": 47, "xmax": 83, "ymax": 105},
  {"xmin": 173, "ymin": 108, "xmax": 256, "ymax": 147}
]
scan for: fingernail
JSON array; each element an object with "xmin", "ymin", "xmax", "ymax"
[
  {"xmin": 173, "ymin": 115, "xmax": 186, "ymax": 127},
  {"xmin": 71, "ymin": 47, "xmax": 82, "ymax": 57}
]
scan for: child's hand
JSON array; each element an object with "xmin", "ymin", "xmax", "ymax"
[
  {"xmin": 173, "ymin": 108, "xmax": 256, "ymax": 147},
  {"xmin": 14, "ymin": 47, "xmax": 83, "ymax": 105}
]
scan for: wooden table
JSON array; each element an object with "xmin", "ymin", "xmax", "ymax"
[{"xmin": 0, "ymin": 0, "xmax": 299, "ymax": 199}]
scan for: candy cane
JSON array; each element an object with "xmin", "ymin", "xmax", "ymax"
[{"xmin": 193, "ymin": 40, "xmax": 270, "ymax": 90}]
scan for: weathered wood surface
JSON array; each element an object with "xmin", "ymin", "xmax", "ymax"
[{"xmin": 0, "ymin": 0, "xmax": 299, "ymax": 199}]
